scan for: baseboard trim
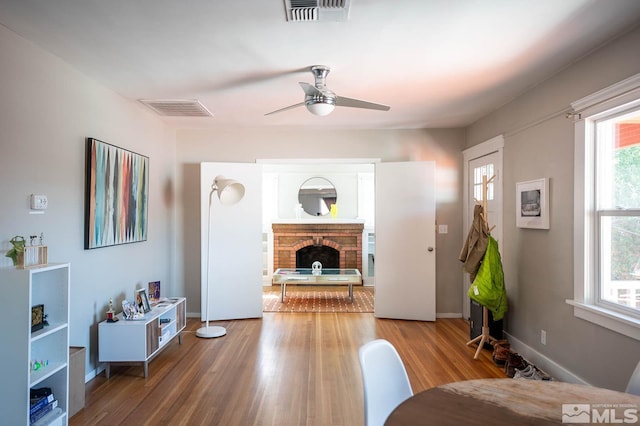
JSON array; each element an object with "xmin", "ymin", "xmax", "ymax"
[
  {"xmin": 503, "ymin": 331, "xmax": 590, "ymax": 385},
  {"xmin": 436, "ymin": 312, "xmax": 463, "ymax": 318},
  {"xmin": 85, "ymin": 365, "xmax": 103, "ymax": 383}
]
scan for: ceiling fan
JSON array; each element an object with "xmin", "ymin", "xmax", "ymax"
[{"xmin": 265, "ymin": 65, "xmax": 390, "ymax": 117}]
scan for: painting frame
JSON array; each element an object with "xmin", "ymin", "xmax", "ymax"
[
  {"xmin": 84, "ymin": 138, "xmax": 149, "ymax": 249},
  {"xmin": 516, "ymin": 178, "xmax": 550, "ymax": 229},
  {"xmin": 136, "ymin": 288, "xmax": 151, "ymax": 313}
]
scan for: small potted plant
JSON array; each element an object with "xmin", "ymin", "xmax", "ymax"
[{"xmin": 5, "ymin": 236, "xmax": 25, "ymax": 266}]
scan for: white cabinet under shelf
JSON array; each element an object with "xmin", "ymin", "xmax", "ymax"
[
  {"xmin": 98, "ymin": 297, "xmax": 186, "ymax": 378},
  {"xmin": 0, "ymin": 263, "xmax": 70, "ymax": 426}
]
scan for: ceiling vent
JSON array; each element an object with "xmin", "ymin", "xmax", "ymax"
[
  {"xmin": 139, "ymin": 99, "xmax": 213, "ymax": 117},
  {"xmin": 284, "ymin": 0, "xmax": 351, "ymax": 22}
]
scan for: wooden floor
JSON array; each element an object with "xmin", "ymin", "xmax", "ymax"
[{"xmin": 71, "ymin": 314, "xmax": 506, "ymax": 426}]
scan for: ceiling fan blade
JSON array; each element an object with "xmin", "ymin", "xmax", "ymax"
[
  {"xmin": 335, "ymin": 96, "xmax": 390, "ymax": 111},
  {"xmin": 299, "ymin": 82, "xmax": 322, "ymax": 97},
  {"xmin": 264, "ymin": 102, "xmax": 305, "ymax": 116}
]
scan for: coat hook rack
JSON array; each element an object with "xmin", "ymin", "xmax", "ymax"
[{"xmin": 466, "ymin": 174, "xmax": 497, "ymax": 359}]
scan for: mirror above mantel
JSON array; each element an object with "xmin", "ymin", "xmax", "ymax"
[{"xmin": 298, "ymin": 177, "xmax": 337, "ymax": 216}]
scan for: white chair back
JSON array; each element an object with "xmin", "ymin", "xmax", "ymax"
[
  {"xmin": 626, "ymin": 360, "xmax": 640, "ymax": 396},
  {"xmin": 358, "ymin": 339, "xmax": 413, "ymax": 426}
]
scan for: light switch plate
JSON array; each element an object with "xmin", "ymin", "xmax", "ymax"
[{"xmin": 438, "ymin": 224, "xmax": 448, "ymax": 234}]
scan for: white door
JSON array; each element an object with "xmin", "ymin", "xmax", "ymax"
[
  {"xmin": 461, "ymin": 136, "xmax": 503, "ymax": 319},
  {"xmin": 374, "ymin": 161, "xmax": 436, "ymax": 321},
  {"xmin": 201, "ymin": 162, "xmax": 263, "ymax": 320}
]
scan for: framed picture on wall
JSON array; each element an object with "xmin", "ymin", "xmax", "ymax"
[
  {"xmin": 84, "ymin": 137, "xmax": 149, "ymax": 249},
  {"xmin": 516, "ymin": 178, "xmax": 550, "ymax": 229}
]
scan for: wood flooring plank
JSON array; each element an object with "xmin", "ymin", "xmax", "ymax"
[{"xmin": 71, "ymin": 314, "xmax": 506, "ymax": 426}]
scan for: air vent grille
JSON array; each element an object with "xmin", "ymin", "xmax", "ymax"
[
  {"xmin": 284, "ymin": 0, "xmax": 351, "ymax": 22},
  {"xmin": 139, "ymin": 99, "xmax": 213, "ymax": 117}
]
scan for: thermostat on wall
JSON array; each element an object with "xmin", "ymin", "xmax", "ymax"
[{"xmin": 30, "ymin": 194, "xmax": 48, "ymax": 210}]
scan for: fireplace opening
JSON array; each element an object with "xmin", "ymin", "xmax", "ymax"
[{"xmin": 296, "ymin": 245, "xmax": 339, "ymax": 269}]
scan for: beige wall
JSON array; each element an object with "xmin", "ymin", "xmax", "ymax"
[
  {"xmin": 466, "ymin": 25, "xmax": 640, "ymax": 389},
  {"xmin": 0, "ymin": 25, "xmax": 176, "ymax": 377},
  {"xmin": 175, "ymin": 127, "xmax": 466, "ymax": 316}
]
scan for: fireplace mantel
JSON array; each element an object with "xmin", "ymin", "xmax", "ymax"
[
  {"xmin": 272, "ymin": 222, "xmax": 364, "ymax": 272},
  {"xmin": 271, "ymin": 218, "xmax": 366, "ymax": 225}
]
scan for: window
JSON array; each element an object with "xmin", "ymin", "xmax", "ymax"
[
  {"xmin": 473, "ymin": 163, "xmax": 494, "ymax": 202},
  {"xmin": 569, "ymin": 73, "xmax": 640, "ymax": 340},
  {"xmin": 595, "ymin": 110, "xmax": 640, "ymax": 312}
]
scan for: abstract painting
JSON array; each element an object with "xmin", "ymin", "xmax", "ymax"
[{"xmin": 84, "ymin": 138, "xmax": 149, "ymax": 249}]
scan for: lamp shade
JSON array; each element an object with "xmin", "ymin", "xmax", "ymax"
[
  {"xmin": 213, "ymin": 175, "xmax": 245, "ymax": 205},
  {"xmin": 306, "ymin": 102, "xmax": 335, "ymax": 116}
]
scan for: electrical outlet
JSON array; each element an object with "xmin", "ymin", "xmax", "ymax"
[{"xmin": 541, "ymin": 329, "xmax": 547, "ymax": 345}]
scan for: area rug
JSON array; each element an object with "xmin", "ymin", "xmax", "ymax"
[{"xmin": 263, "ymin": 286, "xmax": 374, "ymax": 313}]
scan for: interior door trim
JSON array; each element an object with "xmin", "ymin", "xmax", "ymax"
[{"xmin": 461, "ymin": 135, "xmax": 504, "ymax": 319}]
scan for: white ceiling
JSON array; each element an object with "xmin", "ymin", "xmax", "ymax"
[{"xmin": 1, "ymin": 0, "xmax": 640, "ymax": 130}]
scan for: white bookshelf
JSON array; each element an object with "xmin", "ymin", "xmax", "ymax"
[{"xmin": 0, "ymin": 263, "xmax": 70, "ymax": 426}]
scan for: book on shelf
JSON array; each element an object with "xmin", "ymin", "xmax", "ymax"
[
  {"xmin": 32, "ymin": 407, "xmax": 63, "ymax": 426},
  {"xmin": 30, "ymin": 399, "xmax": 57, "ymax": 424},
  {"xmin": 30, "ymin": 393, "xmax": 54, "ymax": 415}
]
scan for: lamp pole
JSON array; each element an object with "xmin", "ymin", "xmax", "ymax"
[{"xmin": 196, "ymin": 176, "xmax": 245, "ymax": 338}]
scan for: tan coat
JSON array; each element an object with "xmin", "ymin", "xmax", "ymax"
[{"xmin": 458, "ymin": 204, "xmax": 490, "ymax": 282}]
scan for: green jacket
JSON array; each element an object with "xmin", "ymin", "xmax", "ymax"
[{"xmin": 468, "ymin": 236, "xmax": 508, "ymax": 321}]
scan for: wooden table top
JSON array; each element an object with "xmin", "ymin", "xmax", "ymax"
[{"xmin": 385, "ymin": 378, "xmax": 640, "ymax": 425}]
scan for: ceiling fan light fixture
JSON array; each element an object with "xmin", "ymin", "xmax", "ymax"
[
  {"xmin": 265, "ymin": 65, "xmax": 389, "ymax": 117},
  {"xmin": 306, "ymin": 102, "xmax": 335, "ymax": 116}
]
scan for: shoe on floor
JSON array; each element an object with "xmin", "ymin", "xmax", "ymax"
[
  {"xmin": 513, "ymin": 364, "xmax": 553, "ymax": 381},
  {"xmin": 505, "ymin": 352, "xmax": 528, "ymax": 378},
  {"xmin": 492, "ymin": 340, "xmax": 511, "ymax": 365}
]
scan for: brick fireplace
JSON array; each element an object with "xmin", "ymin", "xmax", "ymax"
[{"xmin": 272, "ymin": 223, "xmax": 364, "ymax": 272}]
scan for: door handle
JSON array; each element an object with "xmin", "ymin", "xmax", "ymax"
[{"xmin": 427, "ymin": 247, "xmax": 434, "ymax": 252}]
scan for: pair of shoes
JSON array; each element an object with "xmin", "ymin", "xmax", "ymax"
[
  {"xmin": 492, "ymin": 340, "xmax": 511, "ymax": 366},
  {"xmin": 513, "ymin": 365, "xmax": 553, "ymax": 381},
  {"xmin": 505, "ymin": 352, "xmax": 528, "ymax": 378},
  {"xmin": 513, "ymin": 365, "xmax": 541, "ymax": 380}
]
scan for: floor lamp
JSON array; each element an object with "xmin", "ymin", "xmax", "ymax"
[{"xmin": 196, "ymin": 175, "xmax": 245, "ymax": 339}]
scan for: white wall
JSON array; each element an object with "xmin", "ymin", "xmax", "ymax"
[{"xmin": 0, "ymin": 24, "xmax": 176, "ymax": 378}]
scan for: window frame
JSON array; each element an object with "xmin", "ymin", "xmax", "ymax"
[
  {"xmin": 596, "ymin": 210, "xmax": 640, "ymax": 314},
  {"xmin": 568, "ymin": 72, "xmax": 640, "ymax": 340}
]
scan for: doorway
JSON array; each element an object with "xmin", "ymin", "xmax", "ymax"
[
  {"xmin": 259, "ymin": 160, "xmax": 436, "ymax": 321},
  {"xmin": 259, "ymin": 161, "xmax": 376, "ymax": 286},
  {"xmin": 461, "ymin": 136, "xmax": 504, "ymax": 319}
]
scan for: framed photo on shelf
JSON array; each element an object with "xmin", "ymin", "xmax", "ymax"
[
  {"xmin": 135, "ymin": 288, "xmax": 151, "ymax": 313},
  {"xmin": 516, "ymin": 178, "xmax": 550, "ymax": 229},
  {"xmin": 148, "ymin": 281, "xmax": 161, "ymax": 302},
  {"xmin": 31, "ymin": 304, "xmax": 45, "ymax": 333}
]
